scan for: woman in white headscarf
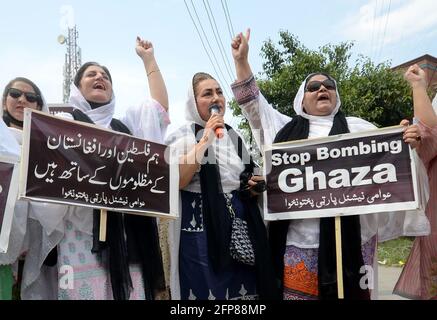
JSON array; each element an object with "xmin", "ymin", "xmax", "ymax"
[
  {"xmin": 165, "ymin": 72, "xmax": 279, "ymax": 300},
  {"xmin": 0, "ymin": 77, "xmax": 64, "ymax": 300},
  {"xmin": 230, "ymin": 29, "xmax": 430, "ymax": 300},
  {"xmin": 22, "ymin": 37, "xmax": 169, "ymax": 300}
]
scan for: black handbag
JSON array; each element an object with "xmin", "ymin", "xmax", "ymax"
[{"xmin": 224, "ymin": 194, "xmax": 255, "ymax": 266}]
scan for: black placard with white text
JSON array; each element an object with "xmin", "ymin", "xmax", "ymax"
[{"xmin": 263, "ymin": 126, "xmax": 420, "ymax": 220}]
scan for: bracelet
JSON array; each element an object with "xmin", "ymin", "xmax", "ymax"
[{"xmin": 147, "ymin": 69, "xmax": 160, "ymax": 77}]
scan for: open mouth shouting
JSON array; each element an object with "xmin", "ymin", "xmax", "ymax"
[
  {"xmin": 317, "ymin": 92, "xmax": 330, "ymax": 102},
  {"xmin": 93, "ymin": 82, "xmax": 106, "ymax": 91}
]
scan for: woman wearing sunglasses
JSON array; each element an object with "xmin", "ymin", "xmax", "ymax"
[
  {"xmin": 1, "ymin": 79, "xmax": 69, "ymax": 301},
  {"xmin": 393, "ymin": 65, "xmax": 437, "ymax": 300},
  {"xmin": 0, "ymin": 77, "xmax": 44, "ymax": 300},
  {"xmin": 2, "ymin": 77, "xmax": 43, "ymax": 128},
  {"xmin": 230, "ymin": 29, "xmax": 430, "ymax": 300},
  {"xmin": 20, "ymin": 37, "xmax": 168, "ymax": 300}
]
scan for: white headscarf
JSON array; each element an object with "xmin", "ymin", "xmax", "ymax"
[
  {"xmin": 293, "ymin": 73, "xmax": 342, "ymax": 120},
  {"xmin": 0, "ymin": 88, "xmax": 68, "ymax": 299},
  {"xmin": 184, "ymin": 80, "xmax": 206, "ymax": 126},
  {"xmin": 166, "ymin": 76, "xmax": 245, "ymax": 300},
  {"xmin": 68, "ymin": 84, "xmax": 116, "ymax": 128},
  {"xmin": 166, "ymin": 75, "xmax": 245, "ymax": 193},
  {"xmin": 0, "ymin": 119, "xmax": 20, "ymax": 158}
]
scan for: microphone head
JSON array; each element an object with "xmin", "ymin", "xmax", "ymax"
[{"xmin": 209, "ymin": 104, "xmax": 220, "ymax": 115}]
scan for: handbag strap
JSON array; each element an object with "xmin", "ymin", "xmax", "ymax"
[{"xmin": 223, "ymin": 193, "xmax": 236, "ymax": 219}]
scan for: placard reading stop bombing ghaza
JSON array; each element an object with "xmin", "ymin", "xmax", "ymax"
[{"xmin": 262, "ymin": 126, "xmax": 421, "ymax": 220}]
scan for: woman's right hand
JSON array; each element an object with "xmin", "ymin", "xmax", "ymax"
[
  {"xmin": 179, "ymin": 113, "xmax": 224, "ymax": 189},
  {"xmin": 200, "ymin": 113, "xmax": 225, "ymax": 147},
  {"xmin": 404, "ymin": 64, "xmax": 427, "ymax": 89}
]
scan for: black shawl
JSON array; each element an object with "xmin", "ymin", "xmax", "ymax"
[
  {"xmin": 271, "ymin": 112, "xmax": 370, "ymax": 300},
  {"xmin": 193, "ymin": 123, "xmax": 280, "ymax": 299},
  {"xmin": 3, "ymin": 109, "xmax": 24, "ymax": 128},
  {"xmin": 72, "ymin": 109, "xmax": 166, "ymax": 300}
]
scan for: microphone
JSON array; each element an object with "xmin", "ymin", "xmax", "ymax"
[{"xmin": 209, "ymin": 104, "xmax": 224, "ymax": 139}]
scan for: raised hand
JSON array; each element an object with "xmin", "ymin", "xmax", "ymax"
[
  {"xmin": 135, "ymin": 36, "xmax": 154, "ymax": 61},
  {"xmin": 404, "ymin": 64, "xmax": 427, "ymax": 89},
  {"xmin": 231, "ymin": 28, "xmax": 250, "ymax": 62}
]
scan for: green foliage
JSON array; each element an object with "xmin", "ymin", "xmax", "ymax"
[
  {"xmin": 341, "ymin": 56, "xmax": 413, "ymax": 127},
  {"xmin": 229, "ymin": 30, "xmax": 416, "ymax": 133},
  {"xmin": 257, "ymin": 30, "xmax": 354, "ymax": 117},
  {"xmin": 378, "ymin": 237, "xmax": 413, "ymax": 267}
]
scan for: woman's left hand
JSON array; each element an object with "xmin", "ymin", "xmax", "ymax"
[
  {"xmin": 231, "ymin": 28, "xmax": 250, "ymax": 63},
  {"xmin": 247, "ymin": 175, "xmax": 266, "ymax": 196},
  {"xmin": 136, "ymin": 36, "xmax": 154, "ymax": 60},
  {"xmin": 401, "ymin": 120, "xmax": 421, "ymax": 149}
]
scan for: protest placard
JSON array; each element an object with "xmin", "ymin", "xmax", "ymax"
[
  {"xmin": 263, "ymin": 126, "xmax": 420, "ymax": 220},
  {"xmin": 20, "ymin": 109, "xmax": 178, "ymax": 219},
  {"xmin": 0, "ymin": 157, "xmax": 20, "ymax": 253}
]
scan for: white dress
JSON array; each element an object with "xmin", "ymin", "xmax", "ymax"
[{"xmin": 22, "ymin": 85, "xmax": 170, "ymax": 300}]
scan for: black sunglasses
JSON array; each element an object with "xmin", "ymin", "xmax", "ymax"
[
  {"xmin": 8, "ymin": 88, "xmax": 40, "ymax": 103},
  {"xmin": 305, "ymin": 79, "xmax": 336, "ymax": 92}
]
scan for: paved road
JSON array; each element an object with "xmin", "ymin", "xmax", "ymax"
[{"xmin": 378, "ymin": 266, "xmax": 408, "ymax": 300}]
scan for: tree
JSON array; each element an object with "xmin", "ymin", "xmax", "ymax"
[
  {"xmin": 229, "ymin": 30, "xmax": 415, "ymax": 136},
  {"xmin": 340, "ymin": 56, "xmax": 413, "ymax": 127}
]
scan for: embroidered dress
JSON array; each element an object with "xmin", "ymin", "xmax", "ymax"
[
  {"xmin": 231, "ymin": 75, "xmax": 430, "ymax": 300},
  {"xmin": 57, "ymin": 221, "xmax": 145, "ymax": 300},
  {"xmin": 394, "ymin": 121, "xmax": 437, "ymax": 300},
  {"xmin": 283, "ymin": 236, "xmax": 376, "ymax": 300},
  {"xmin": 179, "ymin": 190, "xmax": 257, "ymax": 300}
]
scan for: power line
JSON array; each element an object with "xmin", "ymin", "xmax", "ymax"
[
  {"xmin": 369, "ymin": 0, "xmax": 378, "ymax": 60},
  {"xmin": 189, "ymin": 0, "xmax": 232, "ymax": 99},
  {"xmin": 183, "ymin": 0, "xmax": 231, "ymax": 100},
  {"xmin": 376, "ymin": 0, "xmax": 392, "ymax": 63},
  {"xmin": 221, "ymin": 0, "xmax": 235, "ymax": 41},
  {"xmin": 204, "ymin": 0, "xmax": 240, "ymax": 129},
  {"xmin": 203, "ymin": 0, "xmax": 235, "ymax": 82},
  {"xmin": 372, "ymin": 0, "xmax": 384, "ymax": 62}
]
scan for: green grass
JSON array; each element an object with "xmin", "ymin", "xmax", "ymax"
[{"xmin": 377, "ymin": 237, "xmax": 414, "ymax": 267}]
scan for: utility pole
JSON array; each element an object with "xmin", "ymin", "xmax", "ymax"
[{"xmin": 58, "ymin": 25, "xmax": 81, "ymax": 103}]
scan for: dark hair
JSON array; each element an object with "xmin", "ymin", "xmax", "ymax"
[
  {"xmin": 2, "ymin": 77, "xmax": 43, "ymax": 110},
  {"xmin": 192, "ymin": 72, "xmax": 216, "ymax": 98},
  {"xmin": 74, "ymin": 62, "xmax": 113, "ymax": 87}
]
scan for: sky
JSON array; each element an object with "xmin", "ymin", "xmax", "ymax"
[{"xmin": 0, "ymin": 0, "xmax": 436, "ymax": 135}]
